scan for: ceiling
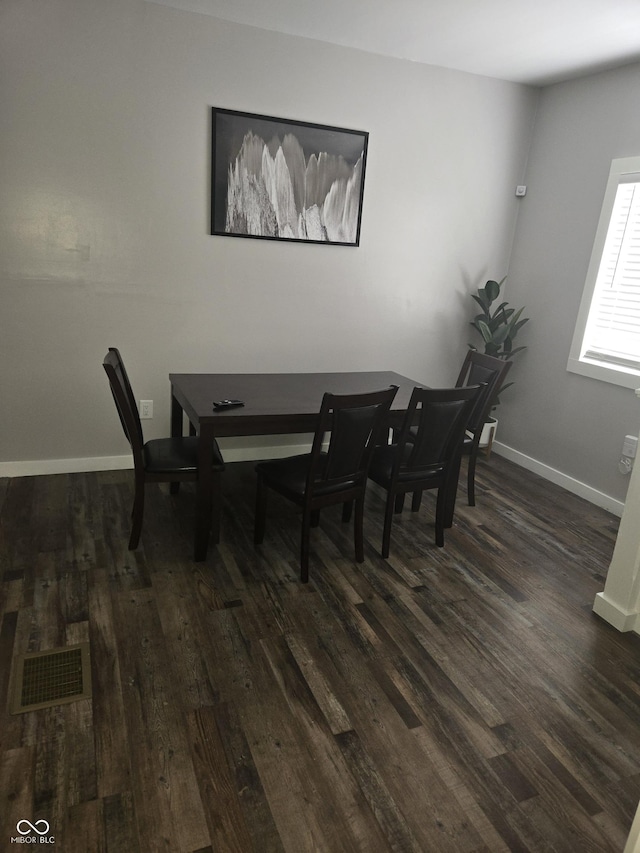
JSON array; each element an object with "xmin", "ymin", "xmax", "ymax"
[{"xmin": 149, "ymin": 0, "xmax": 640, "ymax": 86}]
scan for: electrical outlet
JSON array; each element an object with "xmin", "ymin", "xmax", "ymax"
[{"xmin": 140, "ymin": 400, "xmax": 153, "ymax": 419}]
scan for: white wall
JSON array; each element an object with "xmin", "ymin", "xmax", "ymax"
[
  {"xmin": 0, "ymin": 0, "xmax": 537, "ymax": 471},
  {"xmin": 502, "ymin": 61, "xmax": 640, "ymax": 507}
]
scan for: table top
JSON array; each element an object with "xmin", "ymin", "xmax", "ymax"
[{"xmin": 170, "ymin": 370, "xmax": 424, "ymax": 437}]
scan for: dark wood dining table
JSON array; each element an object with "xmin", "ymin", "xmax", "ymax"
[{"xmin": 169, "ymin": 370, "xmax": 425, "ymax": 560}]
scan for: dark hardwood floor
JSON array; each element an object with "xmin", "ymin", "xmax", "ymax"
[{"xmin": 1, "ymin": 453, "xmax": 640, "ymax": 852}]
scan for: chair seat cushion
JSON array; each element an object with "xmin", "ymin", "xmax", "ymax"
[
  {"xmin": 256, "ymin": 453, "xmax": 311, "ymax": 496},
  {"xmin": 256, "ymin": 452, "xmax": 361, "ymax": 499},
  {"xmin": 144, "ymin": 437, "xmax": 224, "ymax": 474},
  {"xmin": 410, "ymin": 423, "xmax": 474, "ymax": 444},
  {"xmin": 369, "ymin": 444, "xmax": 445, "ymax": 487}
]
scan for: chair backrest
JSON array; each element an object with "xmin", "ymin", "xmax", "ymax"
[
  {"xmin": 103, "ymin": 348, "xmax": 144, "ymax": 465},
  {"xmin": 455, "ymin": 351, "xmax": 512, "ymax": 435},
  {"xmin": 307, "ymin": 386, "xmax": 398, "ymax": 496},
  {"xmin": 396, "ymin": 386, "xmax": 483, "ymax": 475}
]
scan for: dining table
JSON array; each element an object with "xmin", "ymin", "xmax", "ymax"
[{"xmin": 169, "ymin": 370, "xmax": 425, "ymax": 560}]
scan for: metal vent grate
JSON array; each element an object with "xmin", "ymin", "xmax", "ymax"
[{"xmin": 10, "ymin": 644, "xmax": 92, "ymax": 714}]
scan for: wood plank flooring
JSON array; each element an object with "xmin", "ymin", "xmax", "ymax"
[{"xmin": 1, "ymin": 454, "xmax": 640, "ymax": 852}]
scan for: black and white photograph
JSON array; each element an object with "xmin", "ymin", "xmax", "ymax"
[{"xmin": 211, "ymin": 108, "xmax": 368, "ymax": 246}]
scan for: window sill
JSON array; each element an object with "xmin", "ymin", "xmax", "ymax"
[{"xmin": 567, "ymin": 356, "xmax": 640, "ymax": 390}]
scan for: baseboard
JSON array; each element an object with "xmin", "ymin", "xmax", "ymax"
[
  {"xmin": 0, "ymin": 439, "xmax": 315, "ymax": 479},
  {"xmin": 492, "ymin": 441, "xmax": 624, "ymax": 518},
  {"xmin": 0, "ymin": 441, "xmax": 626, "ymax": 519},
  {"xmin": 0, "ymin": 455, "xmax": 135, "ymax": 478},
  {"xmin": 592, "ymin": 592, "xmax": 640, "ymax": 634}
]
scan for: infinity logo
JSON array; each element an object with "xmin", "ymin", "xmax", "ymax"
[{"xmin": 16, "ymin": 820, "xmax": 50, "ymax": 836}]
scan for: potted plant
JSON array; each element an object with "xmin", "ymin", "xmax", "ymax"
[{"xmin": 469, "ymin": 277, "xmax": 529, "ymax": 445}]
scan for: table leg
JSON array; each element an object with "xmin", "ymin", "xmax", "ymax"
[
  {"xmin": 170, "ymin": 390, "xmax": 183, "ymax": 495},
  {"xmin": 171, "ymin": 389, "xmax": 183, "ymax": 437},
  {"xmin": 194, "ymin": 422, "xmax": 215, "ymax": 561}
]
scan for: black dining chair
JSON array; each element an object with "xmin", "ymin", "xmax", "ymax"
[
  {"xmin": 368, "ymin": 385, "xmax": 482, "ymax": 558},
  {"xmin": 406, "ymin": 352, "xmax": 512, "ymax": 510},
  {"xmin": 103, "ymin": 348, "xmax": 225, "ymax": 551},
  {"xmin": 254, "ymin": 386, "xmax": 398, "ymax": 582},
  {"xmin": 455, "ymin": 351, "xmax": 512, "ymax": 505}
]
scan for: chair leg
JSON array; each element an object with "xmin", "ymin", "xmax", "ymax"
[
  {"xmin": 342, "ymin": 500, "xmax": 353, "ymax": 523},
  {"xmin": 394, "ymin": 493, "xmax": 405, "ymax": 514},
  {"xmin": 354, "ymin": 496, "xmax": 364, "ymax": 562},
  {"xmin": 467, "ymin": 449, "xmax": 477, "ymax": 506},
  {"xmin": 382, "ymin": 493, "xmax": 395, "ymax": 559},
  {"xmin": 443, "ymin": 482, "xmax": 456, "ymax": 529},
  {"xmin": 444, "ymin": 456, "xmax": 463, "ymax": 528},
  {"xmin": 300, "ymin": 508, "xmax": 312, "ymax": 583},
  {"xmin": 211, "ymin": 470, "xmax": 222, "ymax": 545},
  {"xmin": 254, "ymin": 474, "xmax": 267, "ymax": 545},
  {"xmin": 129, "ymin": 476, "xmax": 144, "ymax": 550},
  {"xmin": 411, "ymin": 491, "xmax": 422, "ymax": 512},
  {"xmin": 435, "ymin": 487, "xmax": 446, "ymax": 547}
]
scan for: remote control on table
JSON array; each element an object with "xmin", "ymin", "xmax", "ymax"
[{"xmin": 213, "ymin": 399, "xmax": 245, "ymax": 410}]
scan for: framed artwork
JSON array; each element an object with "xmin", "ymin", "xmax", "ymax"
[{"xmin": 211, "ymin": 107, "xmax": 368, "ymax": 247}]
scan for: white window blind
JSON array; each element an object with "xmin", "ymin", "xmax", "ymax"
[
  {"xmin": 582, "ymin": 177, "xmax": 640, "ymax": 369},
  {"xmin": 567, "ymin": 156, "xmax": 640, "ymax": 389}
]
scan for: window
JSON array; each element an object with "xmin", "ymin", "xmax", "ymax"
[{"xmin": 568, "ymin": 156, "xmax": 640, "ymax": 389}]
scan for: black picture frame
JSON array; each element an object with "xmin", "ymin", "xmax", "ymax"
[{"xmin": 211, "ymin": 108, "xmax": 368, "ymax": 247}]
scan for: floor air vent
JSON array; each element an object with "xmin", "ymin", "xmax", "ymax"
[{"xmin": 10, "ymin": 643, "xmax": 92, "ymax": 714}]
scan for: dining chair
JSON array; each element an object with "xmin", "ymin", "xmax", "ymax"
[
  {"xmin": 455, "ymin": 351, "xmax": 512, "ymax": 505},
  {"xmin": 103, "ymin": 348, "xmax": 225, "ymax": 551},
  {"xmin": 368, "ymin": 385, "xmax": 482, "ymax": 559},
  {"xmin": 406, "ymin": 352, "xmax": 512, "ymax": 509},
  {"xmin": 253, "ymin": 385, "xmax": 398, "ymax": 582}
]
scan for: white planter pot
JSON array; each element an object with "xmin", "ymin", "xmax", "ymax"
[{"xmin": 478, "ymin": 417, "xmax": 498, "ymax": 448}]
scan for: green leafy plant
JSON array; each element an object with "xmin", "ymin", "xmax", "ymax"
[{"xmin": 470, "ymin": 277, "xmax": 529, "ymax": 403}]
